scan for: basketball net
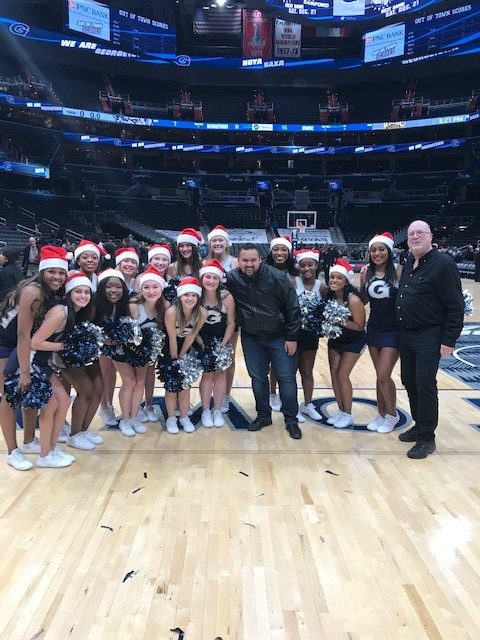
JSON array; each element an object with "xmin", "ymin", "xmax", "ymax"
[{"xmin": 296, "ymin": 221, "xmax": 306, "ymax": 234}]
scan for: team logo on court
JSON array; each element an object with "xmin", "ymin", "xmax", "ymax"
[
  {"xmin": 439, "ymin": 323, "xmax": 480, "ymax": 389},
  {"xmin": 310, "ymin": 397, "xmax": 410, "ymax": 431}
]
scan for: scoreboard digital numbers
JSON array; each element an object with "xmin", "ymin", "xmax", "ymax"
[{"xmin": 66, "ymin": 0, "xmax": 176, "ymax": 55}]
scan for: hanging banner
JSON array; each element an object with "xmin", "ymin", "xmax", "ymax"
[
  {"xmin": 242, "ymin": 10, "xmax": 272, "ymax": 58},
  {"xmin": 274, "ymin": 19, "xmax": 301, "ymax": 58}
]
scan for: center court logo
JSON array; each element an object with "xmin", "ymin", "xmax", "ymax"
[
  {"xmin": 311, "ymin": 397, "xmax": 410, "ymax": 431},
  {"xmin": 9, "ymin": 22, "xmax": 30, "ymax": 37}
]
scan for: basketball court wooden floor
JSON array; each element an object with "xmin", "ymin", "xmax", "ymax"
[{"xmin": 1, "ymin": 279, "xmax": 479, "ymax": 640}]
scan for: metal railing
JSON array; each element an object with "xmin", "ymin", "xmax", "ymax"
[
  {"xmin": 0, "ymin": 216, "xmax": 6, "ymax": 226},
  {"xmin": 19, "ymin": 207, "xmax": 36, "ymax": 223},
  {"xmin": 41, "ymin": 218, "xmax": 59, "ymax": 231},
  {"xmin": 66, "ymin": 229, "xmax": 83, "ymax": 242},
  {"xmin": 16, "ymin": 224, "xmax": 36, "ymax": 236}
]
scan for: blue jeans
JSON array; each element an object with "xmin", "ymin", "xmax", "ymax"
[{"xmin": 241, "ymin": 333, "xmax": 298, "ymax": 425}]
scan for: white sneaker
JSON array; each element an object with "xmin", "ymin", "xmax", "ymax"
[
  {"xmin": 269, "ymin": 394, "xmax": 282, "ymax": 412},
  {"xmin": 366, "ymin": 414, "xmax": 384, "ymax": 431},
  {"xmin": 57, "ymin": 422, "xmax": 70, "ymax": 443},
  {"xmin": 137, "ymin": 408, "xmax": 148, "ymax": 423},
  {"xmin": 201, "ymin": 410, "xmax": 214, "ymax": 428},
  {"xmin": 297, "ymin": 411, "xmax": 306, "ymax": 423},
  {"xmin": 220, "ymin": 395, "xmax": 230, "ymax": 413},
  {"xmin": 35, "ymin": 451, "xmax": 71, "ymax": 468},
  {"xmin": 377, "ymin": 412, "xmax": 400, "ymax": 433},
  {"xmin": 19, "ymin": 437, "xmax": 41, "ymax": 454},
  {"xmin": 144, "ymin": 405, "xmax": 158, "ymax": 422},
  {"xmin": 99, "ymin": 408, "xmax": 118, "ymax": 427},
  {"xmin": 179, "ymin": 416, "xmax": 195, "ymax": 433},
  {"xmin": 166, "ymin": 417, "xmax": 179, "ymax": 434},
  {"xmin": 7, "ymin": 448, "xmax": 33, "ymax": 471},
  {"xmin": 212, "ymin": 410, "xmax": 224, "ymax": 428},
  {"xmin": 300, "ymin": 403, "xmax": 322, "ymax": 421},
  {"xmin": 131, "ymin": 418, "xmax": 147, "ymax": 434},
  {"xmin": 52, "ymin": 447, "xmax": 76, "ymax": 464},
  {"xmin": 83, "ymin": 430, "xmax": 104, "ymax": 445},
  {"xmin": 67, "ymin": 432, "xmax": 96, "ymax": 451},
  {"xmin": 327, "ymin": 411, "xmax": 344, "ymax": 425},
  {"xmin": 334, "ymin": 413, "xmax": 354, "ymax": 429},
  {"xmin": 118, "ymin": 418, "xmax": 136, "ymax": 437}
]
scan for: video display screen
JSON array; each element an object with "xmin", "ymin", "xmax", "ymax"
[
  {"xmin": 267, "ymin": 0, "xmax": 439, "ymax": 22},
  {"xmin": 364, "ymin": 4, "xmax": 480, "ymax": 65},
  {"xmin": 66, "ymin": 0, "xmax": 176, "ymax": 55}
]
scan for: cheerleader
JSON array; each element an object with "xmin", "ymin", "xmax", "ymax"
[
  {"xmin": 167, "ymin": 228, "xmax": 203, "ymax": 279},
  {"xmin": 115, "ymin": 247, "xmax": 140, "ymax": 292},
  {"xmin": 197, "ymin": 260, "xmax": 235, "ymax": 428},
  {"xmin": 207, "ymin": 225, "xmax": 238, "ymax": 272},
  {"xmin": 135, "ymin": 244, "xmax": 173, "ymax": 421},
  {"xmin": 360, "ymin": 232, "xmax": 402, "ymax": 433},
  {"xmin": 265, "ymin": 236, "xmax": 297, "ymax": 413},
  {"xmin": 73, "ymin": 238, "xmax": 110, "ymax": 292},
  {"xmin": 160, "ymin": 277, "xmax": 206, "ymax": 434},
  {"xmin": 94, "ymin": 269, "xmax": 127, "ymax": 430},
  {"xmin": 129, "ymin": 265, "xmax": 168, "ymax": 424},
  {"xmin": 31, "ymin": 271, "xmax": 103, "ymax": 453},
  {"xmin": 326, "ymin": 259, "xmax": 366, "ymax": 429},
  {"xmin": 294, "ymin": 249, "xmax": 328, "ymax": 421},
  {"xmin": 206, "ymin": 225, "xmax": 238, "ymax": 413},
  {"xmin": 0, "ymin": 246, "xmax": 71, "ymax": 469}
]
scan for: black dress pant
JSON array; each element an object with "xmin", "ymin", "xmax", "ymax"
[{"xmin": 400, "ymin": 326, "xmax": 442, "ymax": 443}]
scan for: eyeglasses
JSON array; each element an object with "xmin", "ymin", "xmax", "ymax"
[{"xmin": 407, "ymin": 230, "xmax": 431, "ymax": 238}]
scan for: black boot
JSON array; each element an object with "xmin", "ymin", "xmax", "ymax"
[
  {"xmin": 286, "ymin": 423, "xmax": 302, "ymax": 439},
  {"xmin": 398, "ymin": 425, "xmax": 418, "ymax": 442},
  {"xmin": 247, "ymin": 416, "xmax": 272, "ymax": 432},
  {"xmin": 407, "ymin": 441, "xmax": 436, "ymax": 459}
]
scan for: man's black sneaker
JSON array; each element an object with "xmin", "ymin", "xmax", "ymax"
[
  {"xmin": 398, "ymin": 426, "xmax": 418, "ymax": 442},
  {"xmin": 286, "ymin": 423, "xmax": 302, "ymax": 439},
  {"xmin": 407, "ymin": 441, "xmax": 436, "ymax": 459},
  {"xmin": 247, "ymin": 416, "xmax": 272, "ymax": 432}
]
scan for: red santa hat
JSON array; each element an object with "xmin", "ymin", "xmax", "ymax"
[
  {"xmin": 65, "ymin": 271, "xmax": 93, "ymax": 294},
  {"xmin": 139, "ymin": 265, "xmax": 166, "ymax": 289},
  {"xmin": 294, "ymin": 249, "xmax": 320, "ymax": 263},
  {"xmin": 329, "ymin": 258, "xmax": 354, "ymax": 284},
  {"xmin": 97, "ymin": 268, "xmax": 126, "ymax": 284},
  {"xmin": 74, "ymin": 239, "xmax": 110, "ymax": 262},
  {"xmin": 176, "ymin": 228, "xmax": 203, "ymax": 247},
  {"xmin": 270, "ymin": 236, "xmax": 292, "ymax": 252},
  {"xmin": 176, "ymin": 276, "xmax": 202, "ymax": 298},
  {"xmin": 148, "ymin": 244, "xmax": 172, "ymax": 264},
  {"xmin": 207, "ymin": 225, "xmax": 230, "ymax": 245},
  {"xmin": 115, "ymin": 247, "xmax": 139, "ymax": 266},
  {"xmin": 199, "ymin": 259, "xmax": 226, "ymax": 281},
  {"xmin": 39, "ymin": 245, "xmax": 70, "ymax": 272},
  {"xmin": 368, "ymin": 231, "xmax": 394, "ymax": 252}
]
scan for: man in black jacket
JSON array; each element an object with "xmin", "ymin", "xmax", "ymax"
[
  {"xmin": 225, "ymin": 244, "xmax": 302, "ymax": 439},
  {"xmin": 396, "ymin": 220, "xmax": 464, "ymax": 459}
]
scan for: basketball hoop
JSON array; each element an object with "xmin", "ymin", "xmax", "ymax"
[{"xmin": 296, "ymin": 220, "xmax": 307, "ymax": 233}]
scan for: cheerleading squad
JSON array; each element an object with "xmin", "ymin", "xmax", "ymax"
[{"xmin": 0, "ymin": 223, "xmax": 465, "ymax": 470}]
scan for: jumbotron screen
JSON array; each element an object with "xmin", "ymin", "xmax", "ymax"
[
  {"xmin": 267, "ymin": 0, "xmax": 439, "ymax": 22},
  {"xmin": 65, "ymin": 0, "xmax": 176, "ymax": 55},
  {"xmin": 364, "ymin": 3, "xmax": 479, "ymax": 65}
]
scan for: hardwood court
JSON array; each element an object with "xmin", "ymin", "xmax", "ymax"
[{"xmin": 1, "ymin": 279, "xmax": 479, "ymax": 639}]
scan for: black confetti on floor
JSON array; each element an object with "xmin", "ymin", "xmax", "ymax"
[
  {"xmin": 100, "ymin": 525, "xmax": 113, "ymax": 532},
  {"xmin": 255, "ymin": 492, "xmax": 265, "ymax": 497},
  {"xmin": 170, "ymin": 628, "xmax": 185, "ymax": 640},
  {"xmin": 30, "ymin": 630, "xmax": 45, "ymax": 640},
  {"xmin": 325, "ymin": 470, "xmax": 339, "ymax": 476},
  {"xmin": 144, "ymin": 472, "xmax": 148, "ymax": 479},
  {"xmin": 243, "ymin": 521, "xmax": 256, "ymax": 528},
  {"xmin": 239, "ymin": 471, "xmax": 249, "ymax": 477},
  {"xmin": 132, "ymin": 487, "xmax": 144, "ymax": 494}
]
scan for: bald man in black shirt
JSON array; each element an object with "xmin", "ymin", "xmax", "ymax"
[{"xmin": 396, "ymin": 220, "xmax": 464, "ymax": 459}]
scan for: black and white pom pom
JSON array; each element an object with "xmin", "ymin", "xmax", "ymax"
[
  {"xmin": 103, "ymin": 316, "xmax": 142, "ymax": 346},
  {"xmin": 298, "ymin": 291, "xmax": 326, "ymax": 337},
  {"xmin": 199, "ymin": 338, "xmax": 234, "ymax": 372},
  {"xmin": 59, "ymin": 322, "xmax": 104, "ymax": 368},
  {"xmin": 163, "ymin": 277, "xmax": 180, "ymax": 304},
  {"xmin": 463, "ymin": 289, "xmax": 475, "ymax": 316},
  {"xmin": 124, "ymin": 326, "xmax": 166, "ymax": 368},
  {"xmin": 321, "ymin": 300, "xmax": 350, "ymax": 339},
  {"xmin": 3, "ymin": 368, "xmax": 52, "ymax": 410}
]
